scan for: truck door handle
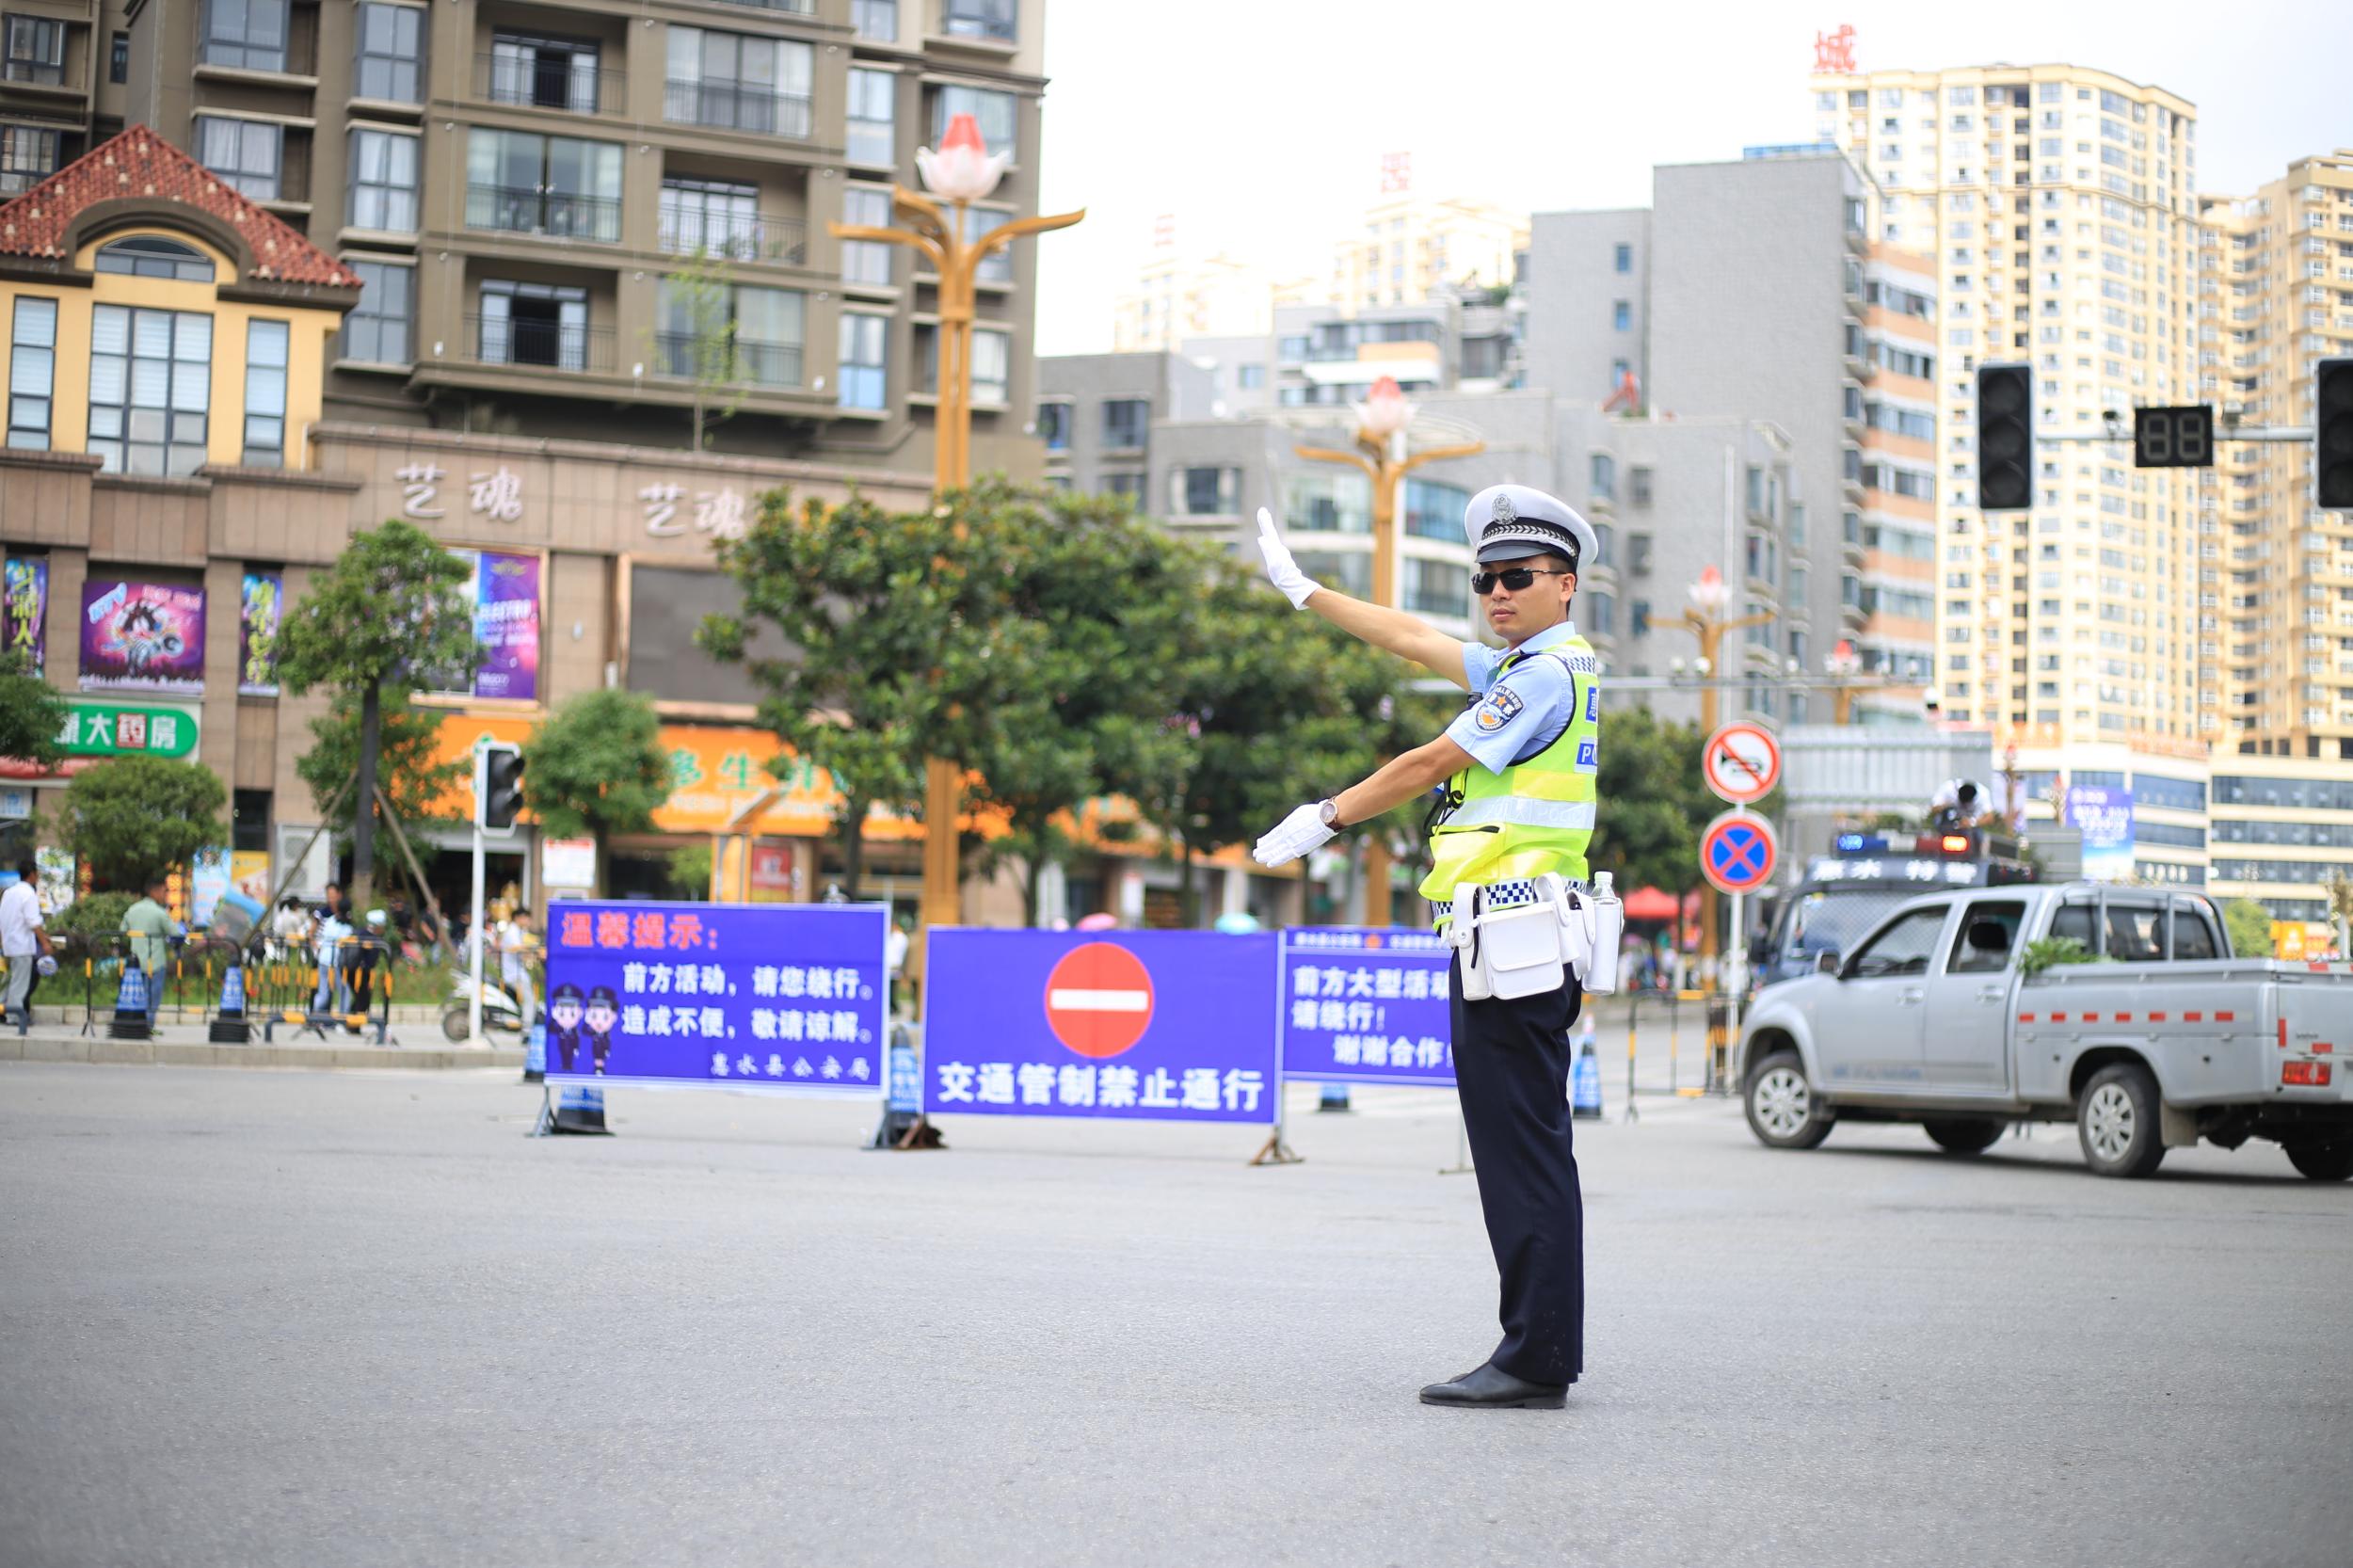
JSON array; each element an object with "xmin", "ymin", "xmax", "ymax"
[
  {"xmin": 1900, "ymin": 988, "xmax": 1925, "ymax": 1004},
  {"xmin": 1977, "ymin": 988, "xmax": 2005, "ymax": 1004}
]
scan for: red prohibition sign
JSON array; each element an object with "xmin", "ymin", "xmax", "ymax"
[
  {"xmin": 1703, "ymin": 722, "xmax": 1782, "ymax": 805},
  {"xmin": 1700, "ymin": 809, "xmax": 1778, "ymax": 896},
  {"xmin": 1042, "ymin": 941, "xmax": 1156, "ymax": 1058}
]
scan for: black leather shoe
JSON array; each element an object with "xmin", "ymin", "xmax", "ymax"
[{"xmin": 1418, "ymin": 1362, "xmax": 1567, "ymax": 1410}]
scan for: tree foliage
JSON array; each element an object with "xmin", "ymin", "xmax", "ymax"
[
  {"xmin": 295, "ymin": 691, "xmax": 467, "ymax": 842},
  {"xmin": 660, "ymin": 248, "xmax": 744, "ymax": 450},
  {"xmin": 1588, "ymin": 708, "xmax": 1719, "ymax": 897},
  {"xmin": 2222, "ymin": 897, "xmax": 2274, "ymax": 961},
  {"xmin": 276, "ymin": 519, "xmax": 474, "ymax": 699},
  {"xmin": 0, "ymin": 650, "xmax": 67, "ymax": 771},
  {"xmin": 57, "ymin": 754, "xmax": 227, "ymax": 889},
  {"xmin": 521, "ymin": 689, "xmax": 672, "ymax": 895}
]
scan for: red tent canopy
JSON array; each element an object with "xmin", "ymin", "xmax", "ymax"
[{"xmin": 1623, "ymin": 886, "xmax": 1681, "ymax": 920}]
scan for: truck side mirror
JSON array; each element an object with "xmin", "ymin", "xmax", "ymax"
[{"xmin": 1816, "ymin": 950, "xmax": 1842, "ymax": 977}]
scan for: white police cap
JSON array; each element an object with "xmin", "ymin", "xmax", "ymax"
[{"xmin": 1463, "ymin": 484, "xmax": 1600, "ymax": 570}]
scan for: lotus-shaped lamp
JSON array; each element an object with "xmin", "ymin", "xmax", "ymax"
[
  {"xmin": 1354, "ymin": 375, "xmax": 1413, "ymax": 442},
  {"xmin": 1688, "ymin": 565, "xmax": 1732, "ymax": 616},
  {"xmin": 915, "ymin": 112, "xmax": 1012, "ymax": 204}
]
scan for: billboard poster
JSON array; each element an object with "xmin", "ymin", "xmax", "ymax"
[
  {"xmin": 2063, "ymin": 785, "xmax": 2135, "ymax": 883},
  {"xmin": 544, "ymin": 901, "xmax": 887, "ymax": 1094},
  {"xmin": 1281, "ymin": 927, "xmax": 1456, "ymax": 1087},
  {"xmin": 78, "ymin": 579, "xmax": 205, "ymax": 694},
  {"xmin": 189, "ymin": 847, "xmax": 232, "ymax": 928},
  {"xmin": 923, "ymin": 931, "xmax": 1279, "ymax": 1124},
  {"xmin": 449, "ymin": 549, "xmax": 539, "ymax": 702},
  {"xmin": 238, "ymin": 571, "xmax": 282, "ymax": 696},
  {"xmin": 3, "ymin": 557, "xmax": 46, "ymax": 676}
]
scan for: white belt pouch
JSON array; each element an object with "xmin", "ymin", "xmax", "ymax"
[{"xmin": 1447, "ymin": 876, "xmax": 1598, "ymax": 1001}]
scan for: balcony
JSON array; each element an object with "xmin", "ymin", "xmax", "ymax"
[
  {"xmin": 464, "ymin": 184, "xmax": 621, "ymax": 244},
  {"xmin": 655, "ymin": 333, "xmax": 803, "ymax": 389},
  {"xmin": 463, "ymin": 313, "xmax": 614, "ymax": 375},
  {"xmin": 663, "ymin": 78, "xmax": 813, "ymax": 139},
  {"xmin": 478, "ymin": 54, "xmax": 624, "ymax": 116},
  {"xmin": 656, "ymin": 212, "xmax": 808, "ymax": 267}
]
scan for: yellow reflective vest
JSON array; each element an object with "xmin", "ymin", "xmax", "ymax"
[{"xmin": 1419, "ymin": 637, "xmax": 1599, "ymax": 921}]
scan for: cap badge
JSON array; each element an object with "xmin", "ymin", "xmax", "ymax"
[{"xmin": 1491, "ymin": 493, "xmax": 1517, "ymax": 524}]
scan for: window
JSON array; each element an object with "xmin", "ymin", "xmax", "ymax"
[
  {"xmin": 198, "ymin": 117, "xmax": 280, "ymax": 200},
  {"xmin": 1285, "ymin": 471, "xmax": 1369, "ymax": 534},
  {"xmin": 912, "ymin": 324, "xmax": 1003, "ymax": 403},
  {"xmin": 659, "ymin": 177, "xmax": 763, "ymax": 260},
  {"xmin": 465, "ymin": 130, "xmax": 622, "ymax": 243},
  {"xmin": 942, "ymin": 0, "xmax": 1016, "ymax": 40},
  {"xmin": 1609, "ymin": 357, "xmax": 1628, "ymax": 393},
  {"xmin": 1611, "ymin": 299, "xmax": 1630, "ymax": 331},
  {"xmin": 109, "ymin": 28, "xmax": 127, "ymax": 82},
  {"xmin": 1172, "ymin": 466, "xmax": 1238, "ymax": 517},
  {"xmin": 666, "ymin": 27, "xmax": 814, "ymax": 137},
  {"xmin": 3, "ymin": 15, "xmax": 63, "ymax": 84},
  {"xmin": 1403, "ymin": 557, "xmax": 1465, "ymax": 618},
  {"xmin": 1629, "ymin": 465, "xmax": 1652, "ymax": 507},
  {"xmin": 1847, "ymin": 904, "xmax": 1949, "ymax": 978},
  {"xmin": 488, "ymin": 31, "xmax": 604, "ymax": 115},
  {"xmin": 88, "ymin": 304, "xmax": 212, "ymax": 477},
  {"xmin": 2170, "ymin": 908, "xmax": 2217, "ymax": 962},
  {"xmin": 840, "ymin": 186, "xmax": 894, "ymax": 286},
  {"xmin": 1, "ymin": 123, "xmax": 58, "ymax": 196},
  {"xmin": 8, "ymin": 295, "xmax": 55, "ymax": 449},
  {"xmin": 1033, "ymin": 400, "xmax": 1071, "ymax": 451},
  {"xmin": 947, "ymin": 205, "xmax": 1014, "ymax": 285},
  {"xmin": 659, "ymin": 280, "xmax": 804, "ymax": 387},
  {"xmin": 1403, "ymin": 476, "xmax": 1467, "ymax": 541},
  {"xmin": 846, "ymin": 68, "xmax": 895, "ymax": 166},
  {"xmin": 347, "ymin": 129, "xmax": 418, "ymax": 232},
  {"xmin": 1101, "ymin": 397, "xmax": 1147, "ymax": 450},
  {"xmin": 341, "ymin": 259, "xmax": 413, "ymax": 364},
  {"xmin": 1613, "ymin": 242, "xmax": 1631, "ymax": 273},
  {"xmin": 478, "ymin": 279, "xmax": 589, "ymax": 372},
  {"xmin": 1237, "ymin": 363, "xmax": 1264, "ymax": 391},
  {"xmin": 2104, "ymin": 904, "xmax": 2166, "ymax": 963},
  {"xmin": 1589, "ymin": 452, "xmax": 1616, "ymax": 504},
  {"xmin": 94, "ymin": 235, "xmax": 214, "ymax": 281},
  {"xmin": 1103, "ymin": 472, "xmax": 1145, "ymax": 503},
  {"xmin": 1947, "ymin": 901, "xmax": 2025, "ymax": 973},
  {"xmin": 933, "ymin": 85, "xmax": 1015, "ymax": 160},
  {"xmin": 353, "ymin": 3, "xmax": 423, "ymax": 102},
  {"xmin": 242, "ymin": 319, "xmax": 288, "ymax": 467},
  {"xmin": 838, "ymin": 312, "xmax": 887, "ymax": 410},
  {"xmin": 199, "ymin": 0, "xmax": 287, "ymax": 72},
  {"xmin": 852, "ymin": 0, "xmax": 895, "ymax": 42},
  {"xmin": 1628, "ymin": 599, "xmax": 1649, "ymax": 638}
]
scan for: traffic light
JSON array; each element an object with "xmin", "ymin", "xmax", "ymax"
[
  {"xmin": 2318, "ymin": 359, "xmax": 2353, "ymax": 510},
  {"xmin": 1976, "ymin": 363, "xmax": 2033, "ymax": 511},
  {"xmin": 479, "ymin": 744, "xmax": 525, "ymax": 832}
]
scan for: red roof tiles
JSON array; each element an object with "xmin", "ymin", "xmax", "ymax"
[{"xmin": 0, "ymin": 124, "xmax": 360, "ymax": 288}]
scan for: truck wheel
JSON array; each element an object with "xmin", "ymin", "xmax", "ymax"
[
  {"xmin": 1924, "ymin": 1117, "xmax": 2007, "ymax": 1155},
  {"xmin": 2076, "ymin": 1062, "xmax": 2166, "ymax": 1178},
  {"xmin": 1745, "ymin": 1051, "xmax": 1832, "ymax": 1150},
  {"xmin": 2284, "ymin": 1141, "xmax": 2353, "ymax": 1182},
  {"xmin": 441, "ymin": 1006, "xmax": 471, "ymax": 1043}
]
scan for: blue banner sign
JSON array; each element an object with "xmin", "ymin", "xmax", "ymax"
[
  {"xmin": 544, "ymin": 901, "xmax": 887, "ymax": 1095},
  {"xmin": 1281, "ymin": 927, "xmax": 1456, "ymax": 1087},
  {"xmin": 922, "ymin": 930, "xmax": 1279, "ymax": 1123}
]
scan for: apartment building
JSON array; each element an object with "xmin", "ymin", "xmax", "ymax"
[
  {"xmin": 1331, "ymin": 192, "xmax": 1524, "ymax": 311},
  {"xmin": 1810, "ymin": 62, "xmax": 2207, "ymax": 765},
  {"xmin": 1109, "ymin": 249, "xmax": 1273, "ymax": 354},
  {"xmin": 0, "ymin": 0, "xmax": 1054, "ymax": 475},
  {"xmin": 2198, "ymin": 150, "xmax": 2353, "ymax": 760}
]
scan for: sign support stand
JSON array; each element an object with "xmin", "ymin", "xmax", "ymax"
[{"xmin": 1249, "ymin": 1095, "xmax": 1301, "ymax": 1166}]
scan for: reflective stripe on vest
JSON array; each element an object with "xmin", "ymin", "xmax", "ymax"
[{"xmin": 1419, "ymin": 637, "xmax": 1600, "ymax": 920}]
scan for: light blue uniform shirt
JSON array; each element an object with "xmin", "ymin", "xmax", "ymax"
[{"xmin": 1443, "ymin": 620, "xmax": 1590, "ymax": 775}]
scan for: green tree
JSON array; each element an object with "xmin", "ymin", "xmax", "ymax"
[
  {"xmin": 0, "ymin": 650, "xmax": 67, "ymax": 772},
  {"xmin": 294, "ymin": 692, "xmax": 467, "ymax": 851},
  {"xmin": 666, "ymin": 842, "xmax": 713, "ymax": 901},
  {"xmin": 2223, "ymin": 897, "xmax": 2274, "ymax": 960},
  {"xmin": 57, "ymin": 754, "xmax": 227, "ymax": 888},
  {"xmin": 520, "ymin": 689, "xmax": 671, "ymax": 896},
  {"xmin": 2324, "ymin": 871, "xmax": 2353, "ymax": 959},
  {"xmin": 1588, "ymin": 708, "xmax": 1719, "ymax": 899},
  {"xmin": 276, "ymin": 520, "xmax": 473, "ymax": 913},
  {"xmin": 658, "ymin": 248, "xmax": 743, "ymax": 450},
  {"xmin": 698, "ymin": 488, "xmax": 1024, "ymax": 902}
]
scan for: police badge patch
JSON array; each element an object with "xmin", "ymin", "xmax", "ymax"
[
  {"xmin": 1473, "ymin": 683, "xmax": 1525, "ymax": 732},
  {"xmin": 1491, "ymin": 492, "xmax": 1517, "ymax": 524}
]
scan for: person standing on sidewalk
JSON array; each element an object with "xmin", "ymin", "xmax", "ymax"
[
  {"xmin": 3, "ymin": 857, "xmax": 54, "ymax": 1030},
  {"xmin": 121, "ymin": 874, "xmax": 174, "ymax": 1022},
  {"xmin": 500, "ymin": 907, "xmax": 538, "ymax": 1029}
]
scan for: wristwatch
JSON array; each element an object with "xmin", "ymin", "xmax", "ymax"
[{"xmin": 1318, "ymin": 798, "xmax": 1340, "ymax": 827}]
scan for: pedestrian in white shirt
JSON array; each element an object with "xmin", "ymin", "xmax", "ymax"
[{"xmin": 3, "ymin": 856, "xmax": 56, "ymax": 1029}]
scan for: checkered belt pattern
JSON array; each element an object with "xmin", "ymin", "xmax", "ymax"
[{"xmin": 1477, "ymin": 876, "xmax": 1591, "ymax": 911}]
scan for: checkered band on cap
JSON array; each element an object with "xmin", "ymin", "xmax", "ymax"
[{"xmin": 1479, "ymin": 517, "xmax": 1580, "ymax": 564}]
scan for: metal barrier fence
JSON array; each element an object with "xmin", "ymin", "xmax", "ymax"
[{"xmin": 22, "ymin": 934, "xmax": 401, "ymax": 1044}]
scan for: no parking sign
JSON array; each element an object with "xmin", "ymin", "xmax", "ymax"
[{"xmin": 1700, "ymin": 810, "xmax": 1777, "ymax": 897}]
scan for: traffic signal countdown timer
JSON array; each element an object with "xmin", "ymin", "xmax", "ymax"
[
  {"xmin": 2320, "ymin": 359, "xmax": 2353, "ymax": 511},
  {"xmin": 1976, "ymin": 363, "xmax": 2033, "ymax": 511},
  {"xmin": 2132, "ymin": 405, "xmax": 2214, "ymax": 468},
  {"xmin": 478, "ymin": 743, "xmax": 525, "ymax": 832}
]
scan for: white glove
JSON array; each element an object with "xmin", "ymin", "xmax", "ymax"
[
  {"xmin": 1256, "ymin": 507, "xmax": 1320, "ymax": 610},
  {"xmin": 1253, "ymin": 801, "xmax": 1336, "ymax": 868}
]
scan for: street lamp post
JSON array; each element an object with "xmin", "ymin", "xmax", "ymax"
[
  {"xmin": 828, "ymin": 114, "xmax": 1084, "ymax": 931},
  {"xmin": 1293, "ymin": 376, "xmax": 1483, "ymax": 925},
  {"xmin": 1824, "ymin": 637, "xmax": 1864, "ymax": 726},
  {"xmin": 1680, "ymin": 566, "xmax": 1772, "ymax": 983}
]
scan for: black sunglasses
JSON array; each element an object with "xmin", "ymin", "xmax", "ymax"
[{"xmin": 1471, "ymin": 566, "xmax": 1573, "ymax": 596}]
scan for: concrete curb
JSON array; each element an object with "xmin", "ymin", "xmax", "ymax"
[{"xmin": 0, "ymin": 1032, "xmax": 526, "ymax": 1071}]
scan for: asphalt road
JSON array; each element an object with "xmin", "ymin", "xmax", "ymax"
[{"xmin": 2, "ymin": 1062, "xmax": 2346, "ymax": 1568}]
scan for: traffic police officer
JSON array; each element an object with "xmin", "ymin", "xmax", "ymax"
[{"xmin": 1251, "ymin": 483, "xmax": 1600, "ymax": 1411}]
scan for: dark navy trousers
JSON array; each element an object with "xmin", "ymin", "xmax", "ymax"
[{"xmin": 1449, "ymin": 957, "xmax": 1585, "ymax": 1385}]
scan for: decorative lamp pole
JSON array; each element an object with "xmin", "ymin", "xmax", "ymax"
[
  {"xmin": 828, "ymin": 113, "xmax": 1085, "ymax": 931},
  {"xmin": 1294, "ymin": 375, "xmax": 1484, "ymax": 925},
  {"xmin": 1824, "ymin": 637, "xmax": 1863, "ymax": 726},
  {"xmin": 1681, "ymin": 565, "xmax": 1773, "ymax": 981}
]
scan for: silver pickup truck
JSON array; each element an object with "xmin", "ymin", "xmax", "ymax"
[{"xmin": 1736, "ymin": 883, "xmax": 2353, "ymax": 1179}]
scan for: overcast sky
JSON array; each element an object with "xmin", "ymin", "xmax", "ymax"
[{"xmin": 1029, "ymin": 0, "xmax": 2353, "ymax": 356}]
